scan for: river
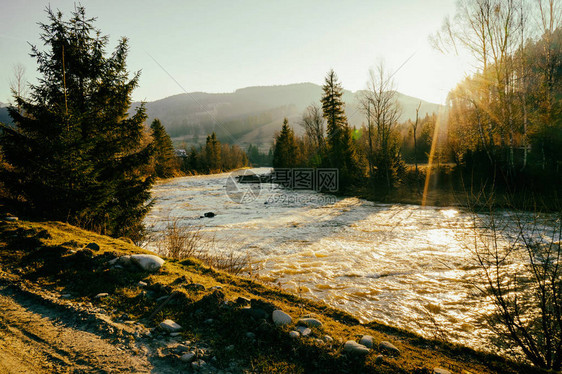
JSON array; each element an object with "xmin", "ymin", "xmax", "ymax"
[{"xmin": 143, "ymin": 168, "xmax": 550, "ymax": 352}]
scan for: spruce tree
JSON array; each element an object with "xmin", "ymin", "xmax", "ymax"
[
  {"xmin": 273, "ymin": 118, "xmax": 297, "ymax": 168},
  {"xmin": 0, "ymin": 7, "xmax": 153, "ymax": 241},
  {"xmin": 150, "ymin": 118, "xmax": 177, "ymax": 178},
  {"xmin": 320, "ymin": 70, "xmax": 357, "ymax": 188},
  {"xmin": 204, "ymin": 132, "xmax": 221, "ymax": 172}
]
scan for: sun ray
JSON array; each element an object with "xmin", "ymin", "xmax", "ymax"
[{"xmin": 422, "ymin": 105, "xmax": 447, "ymax": 206}]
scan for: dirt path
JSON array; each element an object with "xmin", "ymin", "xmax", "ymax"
[{"xmin": 0, "ymin": 283, "xmax": 173, "ymax": 373}]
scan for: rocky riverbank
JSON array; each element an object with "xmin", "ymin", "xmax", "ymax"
[{"xmin": 0, "ymin": 218, "xmax": 542, "ymax": 373}]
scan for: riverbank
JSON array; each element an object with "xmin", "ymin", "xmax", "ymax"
[
  {"xmin": 0, "ymin": 217, "xmax": 542, "ymax": 373},
  {"xmin": 349, "ymin": 164, "xmax": 561, "ymax": 212}
]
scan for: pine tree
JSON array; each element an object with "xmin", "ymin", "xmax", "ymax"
[
  {"xmin": 0, "ymin": 7, "xmax": 153, "ymax": 241},
  {"xmin": 204, "ymin": 132, "xmax": 221, "ymax": 172},
  {"xmin": 273, "ymin": 118, "xmax": 297, "ymax": 168},
  {"xmin": 150, "ymin": 118, "xmax": 177, "ymax": 178},
  {"xmin": 320, "ymin": 70, "xmax": 357, "ymax": 188}
]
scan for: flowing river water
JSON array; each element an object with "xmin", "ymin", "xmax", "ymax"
[{"xmin": 144, "ymin": 169, "xmax": 550, "ymax": 352}]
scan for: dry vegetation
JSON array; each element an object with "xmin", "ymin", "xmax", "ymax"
[{"xmin": 150, "ymin": 218, "xmax": 250, "ymax": 276}]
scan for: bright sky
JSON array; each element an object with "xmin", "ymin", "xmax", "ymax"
[{"xmin": 0, "ymin": 0, "xmax": 474, "ymax": 105}]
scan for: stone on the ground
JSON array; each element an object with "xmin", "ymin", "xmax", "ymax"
[
  {"xmin": 109, "ymin": 255, "xmax": 131, "ymax": 266},
  {"xmin": 204, "ymin": 212, "xmax": 215, "ymax": 218},
  {"xmin": 296, "ymin": 326, "xmax": 311, "ymax": 336},
  {"xmin": 5, "ymin": 216, "xmax": 18, "ymax": 221},
  {"xmin": 434, "ymin": 368, "xmax": 452, "ymax": 374},
  {"xmin": 170, "ymin": 332, "xmax": 182, "ymax": 337},
  {"xmin": 343, "ymin": 341, "xmax": 370, "ymax": 356},
  {"xmin": 130, "ymin": 254, "xmax": 165, "ymax": 272},
  {"xmin": 180, "ymin": 352, "xmax": 196, "ymax": 363},
  {"xmin": 175, "ymin": 344, "xmax": 190, "ymax": 353},
  {"xmin": 375, "ymin": 355, "xmax": 384, "ymax": 364},
  {"xmin": 297, "ymin": 317, "xmax": 322, "ymax": 328},
  {"xmin": 94, "ymin": 293, "xmax": 108, "ymax": 299},
  {"xmin": 359, "ymin": 335, "xmax": 374, "ymax": 348},
  {"xmin": 160, "ymin": 319, "xmax": 182, "ymax": 333},
  {"xmin": 289, "ymin": 330, "xmax": 300, "ymax": 338},
  {"xmin": 137, "ymin": 281, "xmax": 147, "ymax": 287},
  {"xmin": 324, "ymin": 335, "xmax": 333, "ymax": 342},
  {"xmin": 272, "ymin": 310, "xmax": 292, "ymax": 326},
  {"xmin": 379, "ymin": 341, "xmax": 400, "ymax": 356},
  {"xmin": 192, "ymin": 359, "xmax": 206, "ymax": 369},
  {"xmin": 85, "ymin": 242, "xmax": 100, "ymax": 251},
  {"xmin": 245, "ymin": 332, "xmax": 256, "ymax": 339}
]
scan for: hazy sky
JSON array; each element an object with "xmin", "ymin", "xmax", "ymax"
[{"xmin": 0, "ymin": 0, "xmax": 474, "ymax": 105}]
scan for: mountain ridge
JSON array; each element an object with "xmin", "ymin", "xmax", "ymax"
[
  {"xmin": 0, "ymin": 84, "xmax": 442, "ymax": 149},
  {"xmin": 131, "ymin": 82, "xmax": 443, "ymax": 148}
]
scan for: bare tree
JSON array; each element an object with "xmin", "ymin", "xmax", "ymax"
[
  {"xmin": 410, "ymin": 101, "xmax": 422, "ymax": 175},
  {"xmin": 431, "ymin": 0, "xmax": 527, "ymax": 169},
  {"xmin": 9, "ymin": 63, "xmax": 28, "ymax": 111},
  {"xmin": 360, "ymin": 63, "xmax": 402, "ymax": 189},
  {"xmin": 467, "ymin": 194, "xmax": 562, "ymax": 370},
  {"xmin": 535, "ymin": 0, "xmax": 562, "ymax": 169},
  {"xmin": 299, "ymin": 103, "xmax": 325, "ymax": 153}
]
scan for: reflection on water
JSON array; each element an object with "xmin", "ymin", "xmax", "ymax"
[{"xmin": 144, "ymin": 169, "xmax": 542, "ymax": 351}]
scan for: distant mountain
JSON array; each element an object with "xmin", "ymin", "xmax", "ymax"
[
  {"xmin": 131, "ymin": 83, "xmax": 443, "ymax": 149},
  {"xmin": 0, "ymin": 85, "xmax": 442, "ymax": 148}
]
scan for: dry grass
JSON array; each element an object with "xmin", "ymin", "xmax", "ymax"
[
  {"xmin": 152, "ymin": 217, "xmax": 250, "ymax": 276},
  {"xmin": 156, "ymin": 218, "xmax": 201, "ymax": 259}
]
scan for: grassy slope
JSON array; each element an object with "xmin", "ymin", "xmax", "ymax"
[{"xmin": 0, "ymin": 219, "xmax": 541, "ymax": 374}]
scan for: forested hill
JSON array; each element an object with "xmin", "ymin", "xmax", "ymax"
[{"xmin": 130, "ymin": 83, "xmax": 442, "ymax": 147}]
